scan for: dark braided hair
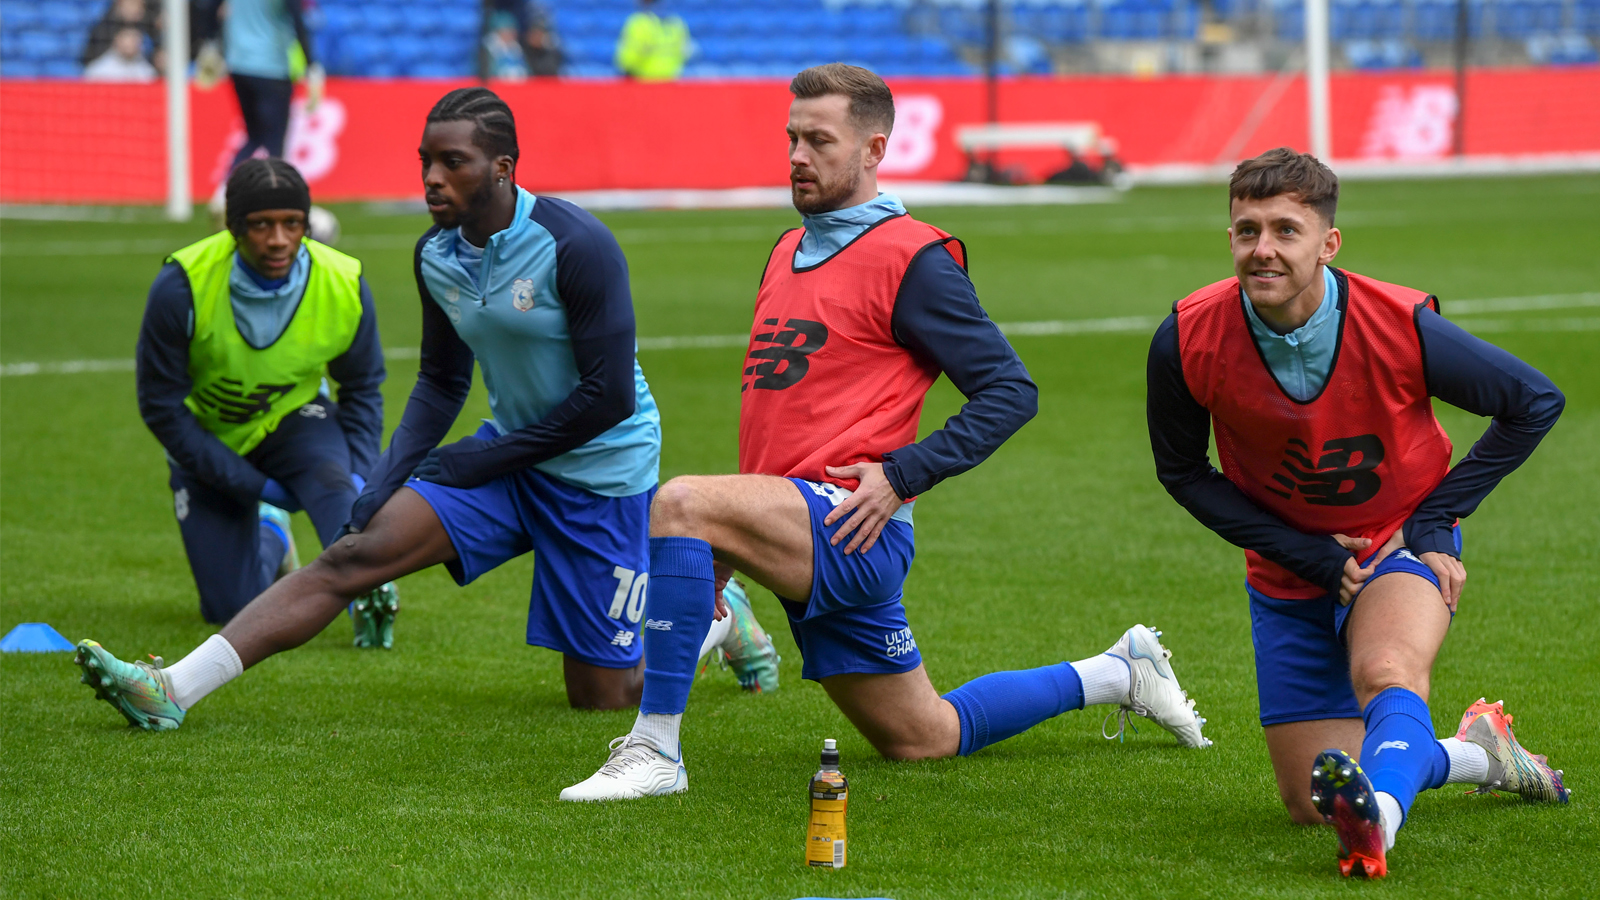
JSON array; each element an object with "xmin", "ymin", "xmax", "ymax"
[
  {"xmin": 426, "ymin": 87, "xmax": 520, "ymax": 171},
  {"xmin": 225, "ymin": 158, "xmax": 311, "ymax": 234}
]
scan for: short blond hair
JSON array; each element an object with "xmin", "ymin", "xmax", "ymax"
[{"xmin": 789, "ymin": 63, "xmax": 895, "ymax": 136}]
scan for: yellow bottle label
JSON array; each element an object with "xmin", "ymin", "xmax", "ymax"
[{"xmin": 807, "ymin": 793, "xmax": 847, "ymax": 868}]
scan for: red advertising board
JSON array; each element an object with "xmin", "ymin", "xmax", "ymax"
[{"xmin": 3, "ymin": 67, "xmax": 1598, "ymax": 204}]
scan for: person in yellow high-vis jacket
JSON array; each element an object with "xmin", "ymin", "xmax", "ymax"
[
  {"xmin": 614, "ymin": 0, "xmax": 691, "ymax": 81},
  {"xmin": 135, "ymin": 159, "xmax": 394, "ymax": 638}
]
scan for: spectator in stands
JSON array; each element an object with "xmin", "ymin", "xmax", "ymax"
[
  {"xmin": 485, "ymin": 11, "xmax": 530, "ymax": 80},
  {"xmin": 485, "ymin": 0, "xmax": 563, "ymax": 78},
  {"xmin": 522, "ymin": 3, "xmax": 563, "ymax": 77},
  {"xmin": 615, "ymin": 0, "xmax": 690, "ymax": 81},
  {"xmin": 84, "ymin": 26, "xmax": 160, "ymax": 82},
  {"xmin": 81, "ymin": 0, "xmax": 162, "ymax": 70}
]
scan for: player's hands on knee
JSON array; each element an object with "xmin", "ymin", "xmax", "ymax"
[
  {"xmin": 1420, "ymin": 552, "xmax": 1465, "ymax": 612},
  {"xmin": 823, "ymin": 462, "xmax": 902, "ymax": 556},
  {"xmin": 413, "ymin": 436, "xmax": 491, "ymax": 487}
]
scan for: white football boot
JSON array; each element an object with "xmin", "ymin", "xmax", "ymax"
[
  {"xmin": 559, "ymin": 735, "xmax": 688, "ymax": 802},
  {"xmin": 1101, "ymin": 624, "xmax": 1212, "ymax": 748}
]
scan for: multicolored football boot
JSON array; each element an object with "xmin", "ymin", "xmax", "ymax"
[
  {"xmin": 258, "ymin": 502, "xmax": 300, "ymax": 579},
  {"xmin": 74, "ymin": 640, "xmax": 185, "ymax": 731},
  {"xmin": 717, "ymin": 579, "xmax": 780, "ymax": 693},
  {"xmin": 349, "ymin": 582, "xmax": 400, "ymax": 649},
  {"xmin": 1455, "ymin": 698, "xmax": 1569, "ymax": 803},
  {"xmin": 1311, "ymin": 748, "xmax": 1387, "ymax": 879}
]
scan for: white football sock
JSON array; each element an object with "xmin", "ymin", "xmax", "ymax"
[
  {"xmin": 1439, "ymin": 737, "xmax": 1491, "ymax": 784},
  {"xmin": 1375, "ymin": 791, "xmax": 1402, "ymax": 852},
  {"xmin": 630, "ymin": 712, "xmax": 682, "ymax": 761},
  {"xmin": 698, "ymin": 612, "xmax": 733, "ymax": 661},
  {"xmin": 1072, "ymin": 654, "xmax": 1132, "ymax": 707},
  {"xmin": 163, "ymin": 634, "xmax": 243, "ymax": 710}
]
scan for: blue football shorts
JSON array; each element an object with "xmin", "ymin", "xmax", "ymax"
[
  {"xmin": 777, "ymin": 478, "xmax": 922, "ymax": 682},
  {"xmin": 408, "ymin": 425, "xmax": 655, "ymax": 669},
  {"xmin": 1250, "ymin": 525, "xmax": 1462, "ymax": 726}
]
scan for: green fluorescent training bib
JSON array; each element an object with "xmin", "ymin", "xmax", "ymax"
[{"xmin": 169, "ymin": 230, "xmax": 363, "ymax": 455}]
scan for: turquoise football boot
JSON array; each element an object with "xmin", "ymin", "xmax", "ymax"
[
  {"xmin": 349, "ymin": 582, "xmax": 400, "ymax": 649},
  {"xmin": 74, "ymin": 640, "xmax": 185, "ymax": 731},
  {"xmin": 719, "ymin": 579, "xmax": 780, "ymax": 693},
  {"xmin": 258, "ymin": 502, "xmax": 299, "ymax": 578}
]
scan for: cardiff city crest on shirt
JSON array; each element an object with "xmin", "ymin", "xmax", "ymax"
[{"xmin": 510, "ymin": 278, "xmax": 537, "ymax": 312}]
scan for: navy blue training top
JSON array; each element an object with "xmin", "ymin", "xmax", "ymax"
[
  {"xmin": 136, "ymin": 261, "xmax": 386, "ymax": 506},
  {"xmin": 883, "ymin": 243, "xmax": 1039, "ymax": 499},
  {"xmin": 1146, "ymin": 305, "xmax": 1565, "ymax": 594}
]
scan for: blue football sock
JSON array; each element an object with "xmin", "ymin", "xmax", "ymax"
[
  {"xmin": 638, "ymin": 537, "xmax": 716, "ymax": 716},
  {"xmin": 257, "ymin": 519, "xmax": 287, "ymax": 585},
  {"xmin": 944, "ymin": 662, "xmax": 1085, "ymax": 756},
  {"xmin": 1361, "ymin": 686, "xmax": 1451, "ymax": 824}
]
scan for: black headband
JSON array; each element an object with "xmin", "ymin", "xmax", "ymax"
[{"xmin": 226, "ymin": 174, "xmax": 311, "ymax": 232}]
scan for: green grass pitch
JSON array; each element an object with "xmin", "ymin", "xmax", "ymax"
[{"xmin": 2, "ymin": 176, "xmax": 1597, "ymax": 898}]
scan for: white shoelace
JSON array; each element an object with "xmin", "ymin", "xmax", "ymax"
[{"xmin": 597, "ymin": 736, "xmax": 660, "ymax": 777}]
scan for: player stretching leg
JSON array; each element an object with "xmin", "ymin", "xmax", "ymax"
[
  {"xmin": 75, "ymin": 88, "xmax": 776, "ymax": 731},
  {"xmin": 1147, "ymin": 149, "xmax": 1568, "ymax": 878},
  {"xmin": 131, "ymin": 158, "xmax": 395, "ymax": 641},
  {"xmin": 562, "ymin": 65, "xmax": 1208, "ymax": 802}
]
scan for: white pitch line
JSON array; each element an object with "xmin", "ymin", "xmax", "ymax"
[
  {"xmin": 6, "ymin": 298, "xmax": 1597, "ymax": 377},
  {"xmin": 1444, "ymin": 293, "xmax": 1600, "ymax": 314}
]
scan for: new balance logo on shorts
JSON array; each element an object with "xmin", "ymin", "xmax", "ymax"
[
  {"xmin": 1264, "ymin": 434, "xmax": 1385, "ymax": 506},
  {"xmin": 884, "ymin": 626, "xmax": 917, "ymax": 658},
  {"xmin": 1374, "ymin": 740, "xmax": 1410, "ymax": 755},
  {"xmin": 610, "ymin": 630, "xmax": 635, "ymax": 647},
  {"xmin": 644, "ymin": 619, "xmax": 673, "ymax": 631},
  {"xmin": 1395, "ymin": 549, "xmax": 1419, "ymax": 562}
]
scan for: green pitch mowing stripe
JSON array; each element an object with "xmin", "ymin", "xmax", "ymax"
[{"xmin": 2, "ymin": 176, "xmax": 1597, "ymax": 899}]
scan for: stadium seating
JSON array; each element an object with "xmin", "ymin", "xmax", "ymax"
[{"xmin": 1, "ymin": 0, "xmax": 1597, "ymax": 80}]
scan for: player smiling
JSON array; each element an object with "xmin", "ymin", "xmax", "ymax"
[
  {"xmin": 562, "ymin": 65, "xmax": 1209, "ymax": 803},
  {"xmin": 75, "ymin": 88, "xmax": 777, "ymax": 731},
  {"xmin": 1147, "ymin": 148, "xmax": 1569, "ymax": 878}
]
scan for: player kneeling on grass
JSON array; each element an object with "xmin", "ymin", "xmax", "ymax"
[
  {"xmin": 561, "ymin": 64, "xmax": 1210, "ymax": 803},
  {"xmin": 1147, "ymin": 148, "xmax": 1569, "ymax": 879},
  {"xmin": 128, "ymin": 158, "xmax": 396, "ymax": 642},
  {"xmin": 75, "ymin": 87, "xmax": 777, "ymax": 732}
]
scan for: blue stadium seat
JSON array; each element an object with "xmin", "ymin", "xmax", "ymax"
[
  {"xmin": 361, "ymin": 5, "xmax": 405, "ymax": 34},
  {"xmin": 40, "ymin": 58, "xmax": 82, "ymax": 77},
  {"xmin": 17, "ymin": 30, "xmax": 74, "ymax": 61},
  {"xmin": 337, "ymin": 34, "xmax": 385, "ymax": 73},
  {"xmin": 1, "ymin": 59, "xmax": 42, "ymax": 78},
  {"xmin": 0, "ymin": 2, "xmax": 45, "ymax": 30},
  {"xmin": 1495, "ymin": 0, "xmax": 1564, "ymax": 38},
  {"xmin": 566, "ymin": 36, "xmax": 614, "ymax": 64},
  {"xmin": 1527, "ymin": 31, "xmax": 1600, "ymax": 62}
]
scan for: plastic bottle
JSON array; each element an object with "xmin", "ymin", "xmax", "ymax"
[{"xmin": 806, "ymin": 738, "xmax": 848, "ymax": 869}]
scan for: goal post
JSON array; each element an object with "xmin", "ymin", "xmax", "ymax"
[
  {"xmin": 164, "ymin": 0, "xmax": 191, "ymax": 221},
  {"xmin": 1304, "ymin": 0, "xmax": 1332, "ymax": 162}
]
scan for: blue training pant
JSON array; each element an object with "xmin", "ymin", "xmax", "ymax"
[{"xmin": 169, "ymin": 399, "xmax": 358, "ymax": 624}]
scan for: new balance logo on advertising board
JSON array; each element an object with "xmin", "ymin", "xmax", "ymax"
[{"xmin": 1265, "ymin": 434, "xmax": 1385, "ymax": 506}]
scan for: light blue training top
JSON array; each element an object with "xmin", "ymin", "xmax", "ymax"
[
  {"xmin": 224, "ymin": 0, "xmax": 298, "ymax": 80},
  {"xmin": 228, "ymin": 245, "xmax": 310, "ymax": 348},
  {"xmin": 794, "ymin": 193, "xmax": 907, "ymax": 268},
  {"xmin": 455, "ymin": 233, "xmax": 485, "ymax": 288},
  {"xmin": 417, "ymin": 187, "xmax": 661, "ymax": 497},
  {"xmin": 1243, "ymin": 265, "xmax": 1341, "ymax": 402}
]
